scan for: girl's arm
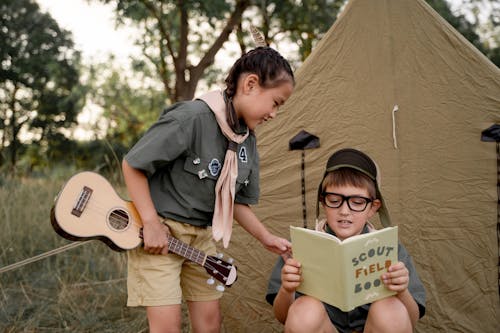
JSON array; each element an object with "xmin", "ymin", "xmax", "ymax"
[
  {"xmin": 122, "ymin": 159, "xmax": 169, "ymax": 254},
  {"xmin": 233, "ymin": 203, "xmax": 291, "ymax": 255}
]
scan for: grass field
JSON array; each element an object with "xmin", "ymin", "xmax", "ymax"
[{"xmin": 0, "ymin": 174, "xmax": 151, "ymax": 332}]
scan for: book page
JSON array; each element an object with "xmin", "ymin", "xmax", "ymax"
[
  {"xmin": 290, "ymin": 226, "xmax": 344, "ymax": 307},
  {"xmin": 342, "ymin": 226, "xmax": 398, "ymax": 310}
]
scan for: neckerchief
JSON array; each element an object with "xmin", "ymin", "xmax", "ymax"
[{"xmin": 197, "ymin": 90, "xmax": 249, "ymax": 248}]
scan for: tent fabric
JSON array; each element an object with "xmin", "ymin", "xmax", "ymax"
[{"xmin": 219, "ymin": 0, "xmax": 500, "ymax": 332}]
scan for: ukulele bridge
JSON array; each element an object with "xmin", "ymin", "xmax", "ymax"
[{"xmin": 72, "ymin": 186, "xmax": 93, "ymax": 217}]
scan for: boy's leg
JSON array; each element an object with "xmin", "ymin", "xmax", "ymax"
[
  {"xmin": 187, "ymin": 299, "xmax": 221, "ymax": 333},
  {"xmin": 284, "ymin": 296, "xmax": 337, "ymax": 333},
  {"xmin": 364, "ymin": 296, "xmax": 412, "ymax": 333},
  {"xmin": 146, "ymin": 304, "xmax": 182, "ymax": 333}
]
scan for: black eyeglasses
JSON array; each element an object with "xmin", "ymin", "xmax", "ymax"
[{"xmin": 321, "ymin": 192, "xmax": 373, "ymax": 212}]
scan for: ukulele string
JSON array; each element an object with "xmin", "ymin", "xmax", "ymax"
[{"xmin": 71, "ymin": 196, "xmax": 232, "ymax": 274}]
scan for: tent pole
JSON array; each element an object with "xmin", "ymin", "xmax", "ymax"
[
  {"xmin": 301, "ymin": 150, "xmax": 307, "ymax": 228},
  {"xmin": 492, "ymin": 140, "xmax": 500, "ymax": 298}
]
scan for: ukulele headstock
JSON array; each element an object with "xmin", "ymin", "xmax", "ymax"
[{"xmin": 204, "ymin": 254, "xmax": 237, "ymax": 288}]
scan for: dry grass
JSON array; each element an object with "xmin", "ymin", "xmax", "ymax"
[{"xmin": 0, "ymin": 175, "xmax": 149, "ymax": 332}]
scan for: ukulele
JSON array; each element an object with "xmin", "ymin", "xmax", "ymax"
[{"xmin": 50, "ymin": 171, "xmax": 237, "ymax": 288}]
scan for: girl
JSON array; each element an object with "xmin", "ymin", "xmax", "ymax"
[{"xmin": 122, "ymin": 47, "xmax": 295, "ymax": 333}]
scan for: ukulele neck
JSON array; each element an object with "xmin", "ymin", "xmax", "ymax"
[{"xmin": 166, "ymin": 235, "xmax": 206, "ymax": 266}]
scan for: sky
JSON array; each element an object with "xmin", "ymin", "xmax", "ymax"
[{"xmin": 37, "ymin": 0, "xmax": 141, "ymax": 64}]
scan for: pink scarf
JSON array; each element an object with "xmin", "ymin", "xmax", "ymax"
[{"xmin": 198, "ymin": 90, "xmax": 249, "ymax": 248}]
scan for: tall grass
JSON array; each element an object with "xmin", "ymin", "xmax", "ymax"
[{"xmin": 0, "ymin": 174, "xmax": 149, "ymax": 332}]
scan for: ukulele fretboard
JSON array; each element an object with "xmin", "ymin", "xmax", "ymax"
[{"xmin": 167, "ymin": 235, "xmax": 206, "ymax": 266}]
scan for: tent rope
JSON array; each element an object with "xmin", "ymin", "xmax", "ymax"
[
  {"xmin": 392, "ymin": 104, "xmax": 399, "ymax": 149},
  {"xmin": 0, "ymin": 241, "xmax": 91, "ymax": 275}
]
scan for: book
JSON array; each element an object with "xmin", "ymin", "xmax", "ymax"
[{"xmin": 290, "ymin": 225, "xmax": 398, "ymax": 312}]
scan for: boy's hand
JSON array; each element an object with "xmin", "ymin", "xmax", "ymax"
[
  {"xmin": 281, "ymin": 258, "xmax": 302, "ymax": 293},
  {"xmin": 381, "ymin": 261, "xmax": 409, "ymax": 293},
  {"xmin": 142, "ymin": 219, "xmax": 170, "ymax": 255}
]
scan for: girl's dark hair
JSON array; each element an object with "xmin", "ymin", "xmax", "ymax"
[{"xmin": 224, "ymin": 47, "xmax": 295, "ymax": 98}]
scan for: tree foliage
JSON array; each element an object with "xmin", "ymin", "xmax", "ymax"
[
  {"xmin": 0, "ymin": 0, "xmax": 84, "ymax": 171},
  {"xmin": 251, "ymin": 0, "xmax": 344, "ymax": 62},
  {"xmin": 86, "ymin": 57, "xmax": 166, "ymax": 150},
  {"xmin": 95, "ymin": 0, "xmax": 252, "ymax": 103}
]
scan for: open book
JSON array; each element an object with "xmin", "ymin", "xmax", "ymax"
[{"xmin": 290, "ymin": 225, "xmax": 398, "ymax": 311}]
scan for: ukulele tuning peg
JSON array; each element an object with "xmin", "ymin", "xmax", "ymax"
[
  {"xmin": 227, "ymin": 258, "xmax": 234, "ymax": 264},
  {"xmin": 216, "ymin": 253, "xmax": 224, "ymax": 259},
  {"xmin": 216, "ymin": 284, "xmax": 225, "ymax": 292},
  {"xmin": 207, "ymin": 277, "xmax": 215, "ymax": 285}
]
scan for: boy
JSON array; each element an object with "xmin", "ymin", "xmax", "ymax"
[{"xmin": 266, "ymin": 148, "xmax": 426, "ymax": 333}]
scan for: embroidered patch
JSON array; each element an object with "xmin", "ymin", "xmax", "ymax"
[
  {"xmin": 238, "ymin": 146, "xmax": 248, "ymax": 163},
  {"xmin": 208, "ymin": 158, "xmax": 222, "ymax": 177}
]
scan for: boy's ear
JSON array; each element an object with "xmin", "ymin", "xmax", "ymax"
[{"xmin": 370, "ymin": 199, "xmax": 381, "ymax": 214}]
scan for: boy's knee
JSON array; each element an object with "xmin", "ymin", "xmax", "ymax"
[
  {"xmin": 285, "ymin": 296, "xmax": 331, "ymax": 333},
  {"xmin": 365, "ymin": 297, "xmax": 412, "ymax": 333}
]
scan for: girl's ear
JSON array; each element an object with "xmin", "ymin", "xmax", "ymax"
[{"xmin": 242, "ymin": 73, "xmax": 260, "ymax": 94}]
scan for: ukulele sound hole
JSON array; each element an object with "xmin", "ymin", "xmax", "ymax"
[{"xmin": 107, "ymin": 209, "xmax": 130, "ymax": 231}]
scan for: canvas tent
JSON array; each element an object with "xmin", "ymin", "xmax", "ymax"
[{"xmin": 218, "ymin": 0, "xmax": 500, "ymax": 332}]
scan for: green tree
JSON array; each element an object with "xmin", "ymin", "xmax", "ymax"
[
  {"xmin": 250, "ymin": 0, "xmax": 344, "ymax": 62},
  {"xmin": 86, "ymin": 57, "xmax": 165, "ymax": 149},
  {"xmin": 0, "ymin": 0, "xmax": 84, "ymax": 171},
  {"xmin": 444, "ymin": 0, "xmax": 500, "ymax": 67},
  {"xmin": 96, "ymin": 0, "xmax": 251, "ymax": 103}
]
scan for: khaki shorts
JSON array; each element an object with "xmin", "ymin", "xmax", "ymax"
[{"xmin": 127, "ymin": 218, "xmax": 223, "ymax": 306}]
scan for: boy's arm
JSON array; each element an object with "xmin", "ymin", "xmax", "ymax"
[
  {"xmin": 273, "ymin": 286, "xmax": 295, "ymax": 324},
  {"xmin": 233, "ymin": 203, "xmax": 291, "ymax": 255},
  {"xmin": 122, "ymin": 159, "xmax": 169, "ymax": 254},
  {"xmin": 382, "ymin": 262, "xmax": 420, "ymax": 327},
  {"xmin": 272, "ymin": 258, "xmax": 302, "ymax": 323},
  {"xmin": 396, "ymin": 289, "xmax": 420, "ymax": 327}
]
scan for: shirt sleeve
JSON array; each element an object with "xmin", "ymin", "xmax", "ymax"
[
  {"xmin": 124, "ymin": 105, "xmax": 190, "ymax": 176},
  {"xmin": 266, "ymin": 256, "xmax": 285, "ymax": 305},
  {"xmin": 398, "ymin": 243, "xmax": 427, "ymax": 318}
]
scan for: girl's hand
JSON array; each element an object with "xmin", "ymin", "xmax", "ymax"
[
  {"xmin": 281, "ymin": 258, "xmax": 302, "ymax": 293},
  {"xmin": 381, "ymin": 261, "xmax": 409, "ymax": 294},
  {"xmin": 142, "ymin": 219, "xmax": 170, "ymax": 255},
  {"xmin": 262, "ymin": 234, "xmax": 292, "ymax": 256}
]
